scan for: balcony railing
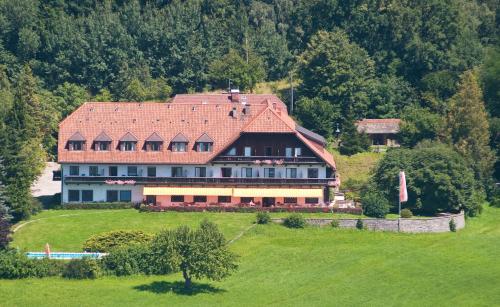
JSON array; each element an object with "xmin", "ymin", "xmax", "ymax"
[
  {"xmin": 63, "ymin": 176, "xmax": 336, "ymax": 186},
  {"xmin": 211, "ymin": 155, "xmax": 322, "ymax": 164}
]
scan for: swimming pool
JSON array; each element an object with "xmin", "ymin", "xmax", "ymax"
[{"xmin": 26, "ymin": 252, "xmax": 107, "ymax": 260}]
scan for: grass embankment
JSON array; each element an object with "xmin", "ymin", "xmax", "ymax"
[
  {"xmin": 330, "ymin": 149, "xmax": 383, "ymax": 185},
  {"xmin": 2, "ymin": 207, "xmax": 500, "ymax": 306}
]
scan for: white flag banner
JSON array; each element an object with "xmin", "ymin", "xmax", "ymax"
[{"xmin": 399, "ymin": 171, "xmax": 408, "ymax": 203}]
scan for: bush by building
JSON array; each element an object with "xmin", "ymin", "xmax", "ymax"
[
  {"xmin": 62, "ymin": 202, "xmax": 138, "ymax": 210},
  {"xmin": 256, "ymin": 211, "xmax": 271, "ymax": 224},
  {"xmin": 283, "ymin": 214, "xmax": 306, "ymax": 228},
  {"xmin": 0, "ymin": 250, "xmax": 63, "ymax": 279},
  {"xmin": 83, "ymin": 230, "xmax": 153, "ymax": 252}
]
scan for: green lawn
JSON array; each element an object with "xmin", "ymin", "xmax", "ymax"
[{"xmin": 2, "ymin": 207, "xmax": 500, "ymax": 306}]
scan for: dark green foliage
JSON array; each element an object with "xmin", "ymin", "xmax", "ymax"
[
  {"xmin": 449, "ymin": 219, "xmax": 457, "ymax": 232},
  {"xmin": 361, "ymin": 190, "xmax": 390, "ymax": 218},
  {"xmin": 283, "ymin": 213, "xmax": 306, "ymax": 228},
  {"xmin": 331, "ymin": 219, "xmax": 340, "ymax": 228},
  {"xmin": 0, "ymin": 250, "xmax": 63, "ymax": 279},
  {"xmin": 61, "ymin": 202, "xmax": 136, "ymax": 210},
  {"xmin": 256, "ymin": 211, "xmax": 270, "ymax": 224},
  {"xmin": 150, "ymin": 220, "xmax": 238, "ymax": 289},
  {"xmin": 208, "ymin": 49, "xmax": 265, "ymax": 92},
  {"xmin": 83, "ymin": 230, "xmax": 153, "ymax": 253},
  {"xmin": 371, "ymin": 142, "xmax": 481, "ymax": 215},
  {"xmin": 356, "ymin": 219, "xmax": 364, "ymax": 230},
  {"xmin": 400, "ymin": 209, "xmax": 413, "ymax": 219},
  {"xmin": 481, "ymin": 46, "xmax": 500, "ymax": 117},
  {"xmin": 339, "ymin": 119, "xmax": 371, "ymax": 156},
  {"xmin": 295, "ymin": 97, "xmax": 339, "ymax": 139},
  {"xmin": 399, "ymin": 107, "xmax": 444, "ymax": 148},
  {"xmin": 100, "ymin": 244, "xmax": 153, "ymax": 276},
  {"xmin": 0, "ymin": 216, "xmax": 11, "ymax": 249},
  {"xmin": 62, "ymin": 258, "xmax": 101, "ymax": 279}
]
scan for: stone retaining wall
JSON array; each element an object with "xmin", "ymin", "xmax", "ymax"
[{"xmin": 272, "ymin": 211, "xmax": 465, "ymax": 233}]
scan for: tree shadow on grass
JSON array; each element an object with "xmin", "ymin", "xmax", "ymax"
[{"xmin": 133, "ymin": 281, "xmax": 226, "ymax": 296}]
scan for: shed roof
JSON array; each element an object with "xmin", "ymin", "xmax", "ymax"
[{"xmin": 356, "ymin": 119, "xmax": 401, "ymax": 134}]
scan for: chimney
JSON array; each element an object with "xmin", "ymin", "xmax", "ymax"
[{"xmin": 230, "ymin": 89, "xmax": 240, "ymax": 103}]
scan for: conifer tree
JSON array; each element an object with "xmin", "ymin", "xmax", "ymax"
[
  {"xmin": 339, "ymin": 118, "xmax": 371, "ymax": 156},
  {"xmin": 445, "ymin": 70, "xmax": 496, "ymax": 192}
]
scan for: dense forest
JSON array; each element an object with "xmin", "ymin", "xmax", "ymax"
[{"xmin": 0, "ymin": 0, "xmax": 499, "ymax": 220}]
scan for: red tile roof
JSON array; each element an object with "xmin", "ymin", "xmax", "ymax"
[{"xmin": 58, "ymin": 94, "xmax": 336, "ymax": 169}]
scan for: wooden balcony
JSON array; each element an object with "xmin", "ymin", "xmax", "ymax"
[
  {"xmin": 211, "ymin": 155, "xmax": 323, "ymax": 164},
  {"xmin": 63, "ymin": 176, "xmax": 336, "ymax": 186}
]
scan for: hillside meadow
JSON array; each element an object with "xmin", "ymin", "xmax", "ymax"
[{"xmin": 0, "ymin": 206, "xmax": 499, "ymax": 306}]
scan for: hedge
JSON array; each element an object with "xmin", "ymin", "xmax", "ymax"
[
  {"xmin": 83, "ymin": 230, "xmax": 153, "ymax": 252},
  {"xmin": 61, "ymin": 202, "xmax": 138, "ymax": 210},
  {"xmin": 142, "ymin": 205, "xmax": 362, "ymax": 215}
]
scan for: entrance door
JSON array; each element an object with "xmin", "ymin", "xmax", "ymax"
[
  {"xmin": 146, "ymin": 195, "xmax": 157, "ymax": 205},
  {"xmin": 263, "ymin": 197, "xmax": 275, "ymax": 207}
]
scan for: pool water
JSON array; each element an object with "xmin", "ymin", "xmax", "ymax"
[{"xmin": 26, "ymin": 252, "xmax": 107, "ymax": 260}]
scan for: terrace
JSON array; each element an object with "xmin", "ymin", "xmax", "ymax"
[
  {"xmin": 63, "ymin": 176, "xmax": 337, "ymax": 186},
  {"xmin": 211, "ymin": 155, "xmax": 323, "ymax": 164}
]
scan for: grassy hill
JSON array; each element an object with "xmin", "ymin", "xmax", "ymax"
[
  {"xmin": 2, "ymin": 206, "xmax": 500, "ymax": 306},
  {"xmin": 330, "ymin": 149, "xmax": 383, "ymax": 187}
]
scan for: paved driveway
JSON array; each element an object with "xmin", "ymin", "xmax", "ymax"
[{"xmin": 31, "ymin": 162, "xmax": 61, "ymax": 197}]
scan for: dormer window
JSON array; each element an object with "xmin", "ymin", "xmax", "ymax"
[
  {"xmin": 67, "ymin": 132, "xmax": 86, "ymax": 151},
  {"xmin": 144, "ymin": 132, "xmax": 164, "ymax": 152},
  {"xmin": 195, "ymin": 133, "xmax": 214, "ymax": 152},
  {"xmin": 93, "ymin": 131, "xmax": 112, "ymax": 151},
  {"xmin": 170, "ymin": 133, "xmax": 189, "ymax": 152},
  {"xmin": 119, "ymin": 132, "xmax": 138, "ymax": 151}
]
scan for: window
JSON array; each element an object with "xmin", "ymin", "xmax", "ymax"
[
  {"xmin": 285, "ymin": 147, "xmax": 293, "ymax": 157},
  {"xmin": 197, "ymin": 142, "xmax": 213, "ymax": 152},
  {"xmin": 82, "ymin": 190, "xmax": 93, "ymax": 202},
  {"xmin": 221, "ymin": 167, "xmax": 232, "ymax": 178},
  {"xmin": 264, "ymin": 168, "xmax": 275, "ymax": 178},
  {"xmin": 148, "ymin": 142, "xmax": 162, "ymax": 151},
  {"xmin": 68, "ymin": 190, "xmax": 80, "ymax": 202},
  {"xmin": 227, "ymin": 147, "xmax": 236, "ymax": 156},
  {"xmin": 305, "ymin": 197, "xmax": 319, "ymax": 204},
  {"xmin": 241, "ymin": 197, "xmax": 253, "ymax": 203},
  {"xmin": 194, "ymin": 195, "xmax": 207, "ymax": 203},
  {"xmin": 195, "ymin": 167, "xmax": 206, "ymax": 177},
  {"xmin": 127, "ymin": 166, "xmax": 138, "ymax": 176},
  {"xmin": 218, "ymin": 196, "xmax": 231, "ymax": 203},
  {"xmin": 146, "ymin": 195, "xmax": 156, "ymax": 205},
  {"xmin": 69, "ymin": 165, "xmax": 79, "ymax": 176},
  {"xmin": 120, "ymin": 190, "xmax": 132, "ymax": 202},
  {"xmin": 284, "ymin": 197, "xmax": 297, "ymax": 204},
  {"xmin": 89, "ymin": 166, "xmax": 99, "ymax": 176},
  {"xmin": 242, "ymin": 167, "xmax": 252, "ymax": 178},
  {"xmin": 122, "ymin": 141, "xmax": 136, "ymax": 151},
  {"xmin": 172, "ymin": 167, "xmax": 183, "ymax": 177},
  {"xmin": 69, "ymin": 141, "xmax": 84, "ymax": 151},
  {"xmin": 109, "ymin": 166, "xmax": 118, "ymax": 176},
  {"xmin": 295, "ymin": 147, "xmax": 302, "ymax": 157},
  {"xmin": 147, "ymin": 166, "xmax": 156, "ymax": 177},
  {"xmin": 286, "ymin": 168, "xmax": 297, "ymax": 179},
  {"xmin": 172, "ymin": 142, "xmax": 186, "ymax": 152},
  {"xmin": 106, "ymin": 190, "xmax": 119, "ymax": 202},
  {"xmin": 307, "ymin": 168, "xmax": 319, "ymax": 178},
  {"xmin": 171, "ymin": 195, "xmax": 184, "ymax": 202},
  {"xmin": 244, "ymin": 146, "xmax": 252, "ymax": 157},
  {"xmin": 95, "ymin": 142, "xmax": 110, "ymax": 151},
  {"xmin": 265, "ymin": 147, "xmax": 273, "ymax": 156}
]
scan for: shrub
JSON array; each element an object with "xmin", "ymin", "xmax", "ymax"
[
  {"xmin": 449, "ymin": 219, "xmax": 457, "ymax": 232},
  {"xmin": 101, "ymin": 244, "xmax": 153, "ymax": 276},
  {"xmin": 256, "ymin": 211, "xmax": 271, "ymax": 224},
  {"xmin": 400, "ymin": 208, "xmax": 413, "ymax": 218},
  {"xmin": 361, "ymin": 190, "xmax": 390, "ymax": 218},
  {"xmin": 356, "ymin": 219, "xmax": 364, "ymax": 230},
  {"xmin": 61, "ymin": 202, "xmax": 137, "ymax": 210},
  {"xmin": 283, "ymin": 214, "xmax": 306, "ymax": 228},
  {"xmin": 83, "ymin": 230, "xmax": 153, "ymax": 252},
  {"xmin": 62, "ymin": 258, "xmax": 101, "ymax": 279},
  {"xmin": 331, "ymin": 219, "xmax": 340, "ymax": 228},
  {"xmin": 0, "ymin": 250, "xmax": 63, "ymax": 279}
]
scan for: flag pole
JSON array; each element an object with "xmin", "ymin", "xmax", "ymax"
[{"xmin": 398, "ymin": 198, "xmax": 401, "ymax": 232}]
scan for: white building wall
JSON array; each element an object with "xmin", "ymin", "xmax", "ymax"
[{"xmin": 60, "ymin": 163, "xmax": 329, "ymax": 203}]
